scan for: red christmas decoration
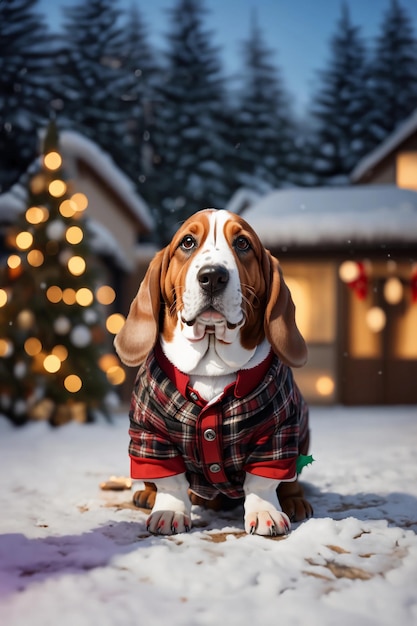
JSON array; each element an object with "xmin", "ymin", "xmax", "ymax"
[
  {"xmin": 347, "ymin": 261, "xmax": 368, "ymax": 300},
  {"xmin": 411, "ymin": 265, "xmax": 417, "ymax": 303}
]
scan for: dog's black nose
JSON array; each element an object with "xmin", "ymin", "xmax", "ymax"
[{"xmin": 197, "ymin": 265, "xmax": 229, "ymax": 293}]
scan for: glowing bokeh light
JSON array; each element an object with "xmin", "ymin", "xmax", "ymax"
[
  {"xmin": 106, "ymin": 313, "xmax": 125, "ymax": 334},
  {"xmin": 59, "ymin": 199, "xmax": 78, "ymax": 218},
  {"xmin": 27, "ymin": 250, "xmax": 44, "ymax": 267},
  {"xmin": 43, "ymin": 354, "xmax": 61, "ymax": 373},
  {"xmin": 46, "ymin": 286, "xmax": 63, "ymax": 303},
  {"xmin": 67, "ymin": 256, "xmax": 86, "ymax": 276},
  {"xmin": 76, "ymin": 288, "xmax": 94, "ymax": 306},
  {"xmin": 26, "ymin": 206, "xmax": 49, "ymax": 224},
  {"xmin": 52, "ymin": 345, "xmax": 68, "ymax": 361},
  {"xmin": 44, "ymin": 151, "xmax": 62, "ymax": 170},
  {"xmin": 0, "ymin": 289, "xmax": 7, "ymax": 307},
  {"xmin": 106, "ymin": 365, "xmax": 126, "ymax": 385},
  {"xmin": 24, "ymin": 337, "xmax": 42, "ymax": 356},
  {"xmin": 71, "ymin": 192, "xmax": 88, "ymax": 212},
  {"xmin": 64, "ymin": 374, "xmax": 82, "ymax": 393},
  {"xmin": 66, "ymin": 226, "xmax": 83, "ymax": 244},
  {"xmin": 62, "ymin": 288, "xmax": 77, "ymax": 305},
  {"xmin": 96, "ymin": 285, "xmax": 116, "ymax": 305},
  {"xmin": 49, "ymin": 179, "xmax": 67, "ymax": 198}
]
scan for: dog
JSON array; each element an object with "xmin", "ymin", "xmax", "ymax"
[{"xmin": 114, "ymin": 208, "xmax": 312, "ymax": 536}]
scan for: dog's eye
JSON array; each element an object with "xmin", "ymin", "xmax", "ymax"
[
  {"xmin": 234, "ymin": 236, "xmax": 251, "ymax": 252},
  {"xmin": 180, "ymin": 235, "xmax": 196, "ymax": 251}
]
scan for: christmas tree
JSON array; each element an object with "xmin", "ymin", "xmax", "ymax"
[{"xmin": 0, "ymin": 122, "xmax": 126, "ymax": 425}]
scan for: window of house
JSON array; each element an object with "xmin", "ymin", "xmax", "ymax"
[
  {"xmin": 282, "ymin": 262, "xmax": 337, "ymax": 403},
  {"xmin": 396, "ymin": 152, "xmax": 417, "ymax": 190}
]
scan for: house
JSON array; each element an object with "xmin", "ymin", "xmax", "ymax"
[
  {"xmin": 237, "ymin": 185, "xmax": 417, "ymax": 406},
  {"xmin": 351, "ymin": 107, "xmax": 417, "ymax": 190}
]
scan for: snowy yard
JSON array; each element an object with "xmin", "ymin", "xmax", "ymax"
[{"xmin": 0, "ymin": 405, "xmax": 416, "ymax": 626}]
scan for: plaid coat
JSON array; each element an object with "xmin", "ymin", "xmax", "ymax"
[{"xmin": 128, "ymin": 343, "xmax": 309, "ymax": 500}]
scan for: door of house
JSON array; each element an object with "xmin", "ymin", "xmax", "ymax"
[{"xmin": 340, "ymin": 279, "xmax": 417, "ymax": 404}]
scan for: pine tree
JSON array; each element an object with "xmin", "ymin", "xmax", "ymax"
[
  {"xmin": 0, "ymin": 122, "xmax": 125, "ymax": 425},
  {"xmin": 0, "ymin": 0, "xmax": 54, "ymax": 193},
  {"xmin": 153, "ymin": 0, "xmax": 234, "ymax": 240},
  {"xmin": 118, "ymin": 5, "xmax": 161, "ymax": 204},
  {"xmin": 308, "ymin": 3, "xmax": 372, "ymax": 185},
  {"xmin": 368, "ymin": 0, "xmax": 417, "ymax": 143},
  {"xmin": 234, "ymin": 15, "xmax": 297, "ymax": 192},
  {"xmin": 58, "ymin": 0, "xmax": 133, "ymax": 179}
]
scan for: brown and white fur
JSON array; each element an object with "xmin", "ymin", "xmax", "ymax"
[{"xmin": 114, "ymin": 209, "xmax": 312, "ymax": 536}]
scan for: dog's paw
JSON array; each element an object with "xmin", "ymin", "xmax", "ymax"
[
  {"xmin": 245, "ymin": 510, "xmax": 291, "ymax": 536},
  {"xmin": 146, "ymin": 510, "xmax": 191, "ymax": 535},
  {"xmin": 281, "ymin": 496, "xmax": 313, "ymax": 522},
  {"xmin": 278, "ymin": 480, "xmax": 313, "ymax": 522},
  {"xmin": 133, "ymin": 482, "xmax": 157, "ymax": 510}
]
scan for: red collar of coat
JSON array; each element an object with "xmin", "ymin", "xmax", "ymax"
[{"xmin": 154, "ymin": 341, "xmax": 274, "ymax": 405}]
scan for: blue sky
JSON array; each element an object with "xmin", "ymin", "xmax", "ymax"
[{"xmin": 39, "ymin": 0, "xmax": 417, "ymax": 115}]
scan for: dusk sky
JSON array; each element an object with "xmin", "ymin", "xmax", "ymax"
[{"xmin": 39, "ymin": 0, "xmax": 417, "ymax": 115}]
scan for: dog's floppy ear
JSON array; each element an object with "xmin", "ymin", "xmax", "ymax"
[
  {"xmin": 263, "ymin": 251, "xmax": 307, "ymax": 367},
  {"xmin": 114, "ymin": 248, "xmax": 167, "ymax": 367}
]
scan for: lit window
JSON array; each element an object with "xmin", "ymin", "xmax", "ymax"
[{"xmin": 397, "ymin": 152, "xmax": 417, "ymax": 190}]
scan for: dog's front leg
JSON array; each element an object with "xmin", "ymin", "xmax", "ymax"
[
  {"xmin": 146, "ymin": 473, "xmax": 192, "ymax": 535},
  {"xmin": 243, "ymin": 473, "xmax": 291, "ymax": 536}
]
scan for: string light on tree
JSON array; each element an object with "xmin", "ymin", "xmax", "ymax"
[{"xmin": 0, "ymin": 121, "xmax": 126, "ymax": 426}]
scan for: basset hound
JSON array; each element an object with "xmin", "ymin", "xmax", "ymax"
[{"xmin": 114, "ymin": 209, "xmax": 313, "ymax": 536}]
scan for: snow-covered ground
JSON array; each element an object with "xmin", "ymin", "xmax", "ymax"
[{"xmin": 0, "ymin": 405, "xmax": 416, "ymax": 626}]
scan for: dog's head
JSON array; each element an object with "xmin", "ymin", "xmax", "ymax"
[{"xmin": 114, "ymin": 209, "xmax": 307, "ymax": 372}]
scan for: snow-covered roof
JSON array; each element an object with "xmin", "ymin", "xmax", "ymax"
[
  {"xmin": 60, "ymin": 131, "xmax": 154, "ymax": 231},
  {"xmin": 242, "ymin": 185, "xmax": 417, "ymax": 248},
  {"xmin": 224, "ymin": 188, "xmax": 261, "ymax": 215},
  {"xmin": 0, "ymin": 184, "xmax": 27, "ymax": 223},
  {"xmin": 351, "ymin": 108, "xmax": 417, "ymax": 182}
]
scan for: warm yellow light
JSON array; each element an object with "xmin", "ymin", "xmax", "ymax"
[
  {"xmin": 106, "ymin": 365, "xmax": 126, "ymax": 385},
  {"xmin": 0, "ymin": 289, "xmax": 7, "ymax": 307},
  {"xmin": 96, "ymin": 285, "xmax": 116, "ymax": 305},
  {"xmin": 76, "ymin": 288, "xmax": 94, "ymax": 306},
  {"xmin": 16, "ymin": 231, "xmax": 33, "ymax": 250},
  {"xmin": 339, "ymin": 261, "xmax": 360, "ymax": 283},
  {"xmin": 52, "ymin": 345, "xmax": 68, "ymax": 361},
  {"xmin": 0, "ymin": 338, "xmax": 13, "ymax": 357},
  {"xmin": 98, "ymin": 353, "xmax": 120, "ymax": 371},
  {"xmin": 62, "ymin": 288, "xmax": 77, "ymax": 305},
  {"xmin": 43, "ymin": 151, "xmax": 62, "ymax": 170},
  {"xmin": 43, "ymin": 354, "xmax": 61, "ymax": 373},
  {"xmin": 30, "ymin": 173, "xmax": 46, "ymax": 194},
  {"xmin": 26, "ymin": 206, "xmax": 49, "ymax": 224},
  {"xmin": 64, "ymin": 374, "xmax": 82, "ymax": 392},
  {"xmin": 27, "ymin": 250, "xmax": 44, "ymax": 267},
  {"xmin": 71, "ymin": 192, "xmax": 88, "ymax": 212},
  {"xmin": 49, "ymin": 179, "xmax": 67, "ymax": 198},
  {"xmin": 46, "ymin": 286, "xmax": 63, "ymax": 303},
  {"xmin": 366, "ymin": 307, "xmax": 386, "ymax": 333},
  {"xmin": 59, "ymin": 199, "xmax": 78, "ymax": 218},
  {"xmin": 66, "ymin": 226, "xmax": 83, "ymax": 244},
  {"xmin": 24, "ymin": 337, "xmax": 42, "ymax": 356},
  {"xmin": 383, "ymin": 277, "xmax": 403, "ymax": 305},
  {"xmin": 7, "ymin": 255, "xmax": 21, "ymax": 269},
  {"xmin": 106, "ymin": 313, "xmax": 125, "ymax": 334},
  {"xmin": 67, "ymin": 256, "xmax": 86, "ymax": 276},
  {"xmin": 17, "ymin": 310, "xmax": 34, "ymax": 329},
  {"xmin": 315, "ymin": 375, "xmax": 335, "ymax": 396}
]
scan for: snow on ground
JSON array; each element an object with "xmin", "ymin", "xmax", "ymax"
[{"xmin": 0, "ymin": 405, "xmax": 416, "ymax": 626}]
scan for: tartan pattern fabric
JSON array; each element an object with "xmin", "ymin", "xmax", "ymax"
[{"xmin": 128, "ymin": 348, "xmax": 309, "ymax": 500}]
